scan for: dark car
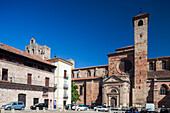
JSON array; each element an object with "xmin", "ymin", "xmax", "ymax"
[
  {"xmin": 126, "ymin": 107, "xmax": 139, "ymax": 113},
  {"xmin": 160, "ymin": 108, "xmax": 168, "ymax": 113},
  {"xmin": 90, "ymin": 105, "xmax": 97, "ymax": 109},
  {"xmin": 30, "ymin": 103, "xmax": 48, "ymax": 110},
  {"xmin": 140, "ymin": 107, "xmax": 147, "ymax": 113}
]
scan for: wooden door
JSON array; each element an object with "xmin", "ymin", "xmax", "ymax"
[
  {"xmin": 18, "ymin": 94, "xmax": 26, "ymax": 107},
  {"xmin": 45, "ymin": 77, "xmax": 49, "ymax": 86}
]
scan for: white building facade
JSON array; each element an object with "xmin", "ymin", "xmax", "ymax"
[{"xmin": 48, "ymin": 58, "xmax": 72, "ymax": 109}]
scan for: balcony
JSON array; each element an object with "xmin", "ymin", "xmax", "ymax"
[
  {"xmin": 63, "ymin": 93, "xmax": 68, "ymax": 99},
  {"xmin": 147, "ymin": 70, "xmax": 170, "ymax": 79},
  {"xmin": 64, "ymin": 74, "xmax": 69, "ymax": 79},
  {"xmin": 0, "ymin": 77, "xmax": 56, "ymax": 89},
  {"xmin": 64, "ymin": 83, "xmax": 68, "ymax": 89}
]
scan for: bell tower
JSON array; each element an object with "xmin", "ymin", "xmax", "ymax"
[{"xmin": 132, "ymin": 13, "xmax": 149, "ymax": 107}]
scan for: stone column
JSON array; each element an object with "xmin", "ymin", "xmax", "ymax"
[
  {"xmin": 153, "ymin": 79, "xmax": 158, "ymax": 108},
  {"xmin": 102, "ymin": 85, "xmax": 107, "ymax": 105}
]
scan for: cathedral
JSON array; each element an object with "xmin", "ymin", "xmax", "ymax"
[{"xmin": 72, "ymin": 13, "xmax": 170, "ymax": 108}]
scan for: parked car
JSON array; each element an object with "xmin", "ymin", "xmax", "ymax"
[
  {"xmin": 1, "ymin": 101, "xmax": 25, "ymax": 110},
  {"xmin": 113, "ymin": 106, "xmax": 121, "ymax": 110},
  {"xmin": 126, "ymin": 107, "xmax": 138, "ymax": 113},
  {"xmin": 72, "ymin": 104, "xmax": 87, "ymax": 111},
  {"xmin": 140, "ymin": 107, "xmax": 147, "ymax": 113},
  {"xmin": 154, "ymin": 108, "xmax": 158, "ymax": 113},
  {"xmin": 160, "ymin": 108, "xmax": 168, "ymax": 113},
  {"xmin": 122, "ymin": 106, "xmax": 129, "ymax": 111},
  {"xmin": 85, "ymin": 105, "xmax": 90, "ymax": 109},
  {"xmin": 96, "ymin": 106, "xmax": 109, "ymax": 112},
  {"xmin": 90, "ymin": 105, "xmax": 97, "ymax": 109},
  {"xmin": 107, "ymin": 106, "xmax": 114, "ymax": 110},
  {"xmin": 30, "ymin": 103, "xmax": 48, "ymax": 110}
]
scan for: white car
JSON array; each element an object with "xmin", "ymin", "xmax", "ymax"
[
  {"xmin": 72, "ymin": 105, "xmax": 87, "ymax": 111},
  {"xmin": 96, "ymin": 106, "xmax": 109, "ymax": 112}
]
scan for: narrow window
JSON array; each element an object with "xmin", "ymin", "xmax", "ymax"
[
  {"xmin": 45, "ymin": 77, "xmax": 49, "ymax": 86},
  {"xmin": 138, "ymin": 20, "xmax": 143, "ymax": 26},
  {"xmin": 87, "ymin": 70, "xmax": 91, "ymax": 77},
  {"xmin": 27, "ymin": 74, "xmax": 32, "ymax": 84},
  {"xmin": 149, "ymin": 62, "xmax": 153, "ymax": 70},
  {"xmin": 64, "ymin": 70, "xmax": 67, "ymax": 77},
  {"xmin": 77, "ymin": 71, "xmax": 80, "ymax": 78},
  {"xmin": 2, "ymin": 68, "xmax": 8, "ymax": 81},
  {"xmin": 160, "ymin": 85, "xmax": 167, "ymax": 95},
  {"xmin": 162, "ymin": 61, "xmax": 166, "ymax": 69},
  {"xmin": 80, "ymin": 85, "xmax": 83, "ymax": 95},
  {"xmin": 32, "ymin": 49, "xmax": 34, "ymax": 54}
]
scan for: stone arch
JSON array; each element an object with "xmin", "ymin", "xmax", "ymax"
[{"xmin": 87, "ymin": 70, "xmax": 91, "ymax": 77}]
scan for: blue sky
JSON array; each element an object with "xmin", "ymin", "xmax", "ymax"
[{"xmin": 0, "ymin": 0, "xmax": 170, "ymax": 68}]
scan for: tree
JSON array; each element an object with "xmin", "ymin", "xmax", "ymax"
[{"xmin": 71, "ymin": 82, "xmax": 81, "ymax": 103}]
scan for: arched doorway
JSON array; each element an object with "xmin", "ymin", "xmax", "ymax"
[{"xmin": 110, "ymin": 97, "xmax": 117, "ymax": 107}]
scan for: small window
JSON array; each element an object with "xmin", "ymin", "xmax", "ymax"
[
  {"xmin": 45, "ymin": 77, "xmax": 49, "ymax": 86},
  {"xmin": 87, "ymin": 70, "xmax": 91, "ymax": 77},
  {"xmin": 162, "ymin": 61, "xmax": 166, "ymax": 69},
  {"xmin": 77, "ymin": 71, "xmax": 80, "ymax": 78},
  {"xmin": 64, "ymin": 70, "xmax": 67, "ymax": 77},
  {"xmin": 27, "ymin": 74, "xmax": 32, "ymax": 84},
  {"xmin": 2, "ymin": 68, "xmax": 8, "ymax": 81},
  {"xmin": 160, "ymin": 85, "xmax": 167, "ymax": 95},
  {"xmin": 111, "ymin": 89, "xmax": 117, "ymax": 93},
  {"xmin": 32, "ymin": 49, "xmax": 34, "ymax": 54},
  {"xmin": 27, "ymin": 50, "xmax": 30, "ymax": 53},
  {"xmin": 80, "ymin": 85, "xmax": 83, "ymax": 95},
  {"xmin": 138, "ymin": 20, "xmax": 143, "ymax": 26},
  {"xmin": 31, "ymin": 40, "xmax": 34, "ymax": 44},
  {"xmin": 149, "ymin": 62, "xmax": 153, "ymax": 70}
]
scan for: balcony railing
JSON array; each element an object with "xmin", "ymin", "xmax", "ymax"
[
  {"xmin": 64, "ymin": 83, "xmax": 68, "ymax": 89},
  {"xmin": 64, "ymin": 93, "xmax": 68, "ymax": 98},
  {"xmin": 64, "ymin": 74, "xmax": 69, "ymax": 79},
  {"xmin": 0, "ymin": 77, "xmax": 55, "ymax": 88}
]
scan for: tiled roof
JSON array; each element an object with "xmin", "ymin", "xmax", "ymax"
[
  {"xmin": 0, "ymin": 43, "xmax": 55, "ymax": 67},
  {"xmin": 72, "ymin": 65, "xmax": 108, "ymax": 71},
  {"xmin": 72, "ymin": 76, "xmax": 102, "ymax": 81}
]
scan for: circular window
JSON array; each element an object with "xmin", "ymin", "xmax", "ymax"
[{"xmin": 119, "ymin": 60, "xmax": 132, "ymax": 73}]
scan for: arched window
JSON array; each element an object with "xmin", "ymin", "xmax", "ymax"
[
  {"xmin": 138, "ymin": 20, "xmax": 143, "ymax": 26},
  {"xmin": 77, "ymin": 71, "xmax": 80, "ymax": 78},
  {"xmin": 94, "ymin": 68, "xmax": 97, "ymax": 77},
  {"xmin": 72, "ymin": 72, "xmax": 74, "ymax": 78},
  {"xmin": 32, "ymin": 49, "xmax": 34, "ymax": 54},
  {"xmin": 87, "ymin": 70, "xmax": 91, "ymax": 77},
  {"xmin": 160, "ymin": 85, "xmax": 168, "ymax": 95},
  {"xmin": 162, "ymin": 61, "xmax": 166, "ymax": 69},
  {"xmin": 111, "ymin": 89, "xmax": 117, "ymax": 93},
  {"xmin": 149, "ymin": 62, "xmax": 153, "ymax": 70}
]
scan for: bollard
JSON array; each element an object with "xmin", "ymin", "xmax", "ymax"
[
  {"xmin": 63, "ymin": 108, "xmax": 66, "ymax": 112},
  {"xmin": 96, "ymin": 109, "xmax": 98, "ymax": 112},
  {"xmin": 78, "ymin": 109, "xmax": 80, "ymax": 111},
  {"xmin": 109, "ymin": 109, "xmax": 111, "ymax": 113},
  {"xmin": 43, "ymin": 107, "xmax": 45, "ymax": 112},
  {"xmin": 59, "ymin": 108, "xmax": 62, "ymax": 112},
  {"xmin": 11, "ymin": 107, "xmax": 15, "ymax": 113},
  {"xmin": 36, "ymin": 107, "xmax": 39, "ymax": 112},
  {"xmin": 1, "ymin": 108, "xmax": 5, "ymax": 113},
  {"xmin": 75, "ymin": 107, "xmax": 77, "ymax": 111}
]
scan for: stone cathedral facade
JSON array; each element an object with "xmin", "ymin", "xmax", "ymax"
[{"xmin": 72, "ymin": 13, "xmax": 170, "ymax": 108}]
